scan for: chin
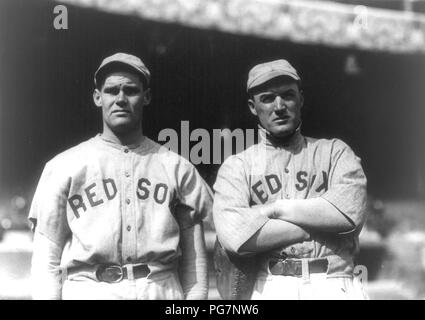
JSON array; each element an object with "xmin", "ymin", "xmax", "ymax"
[
  {"xmin": 111, "ymin": 122, "xmax": 139, "ymax": 133},
  {"xmin": 270, "ymin": 126, "xmax": 295, "ymax": 138},
  {"xmin": 271, "ymin": 131, "xmax": 292, "ymax": 139}
]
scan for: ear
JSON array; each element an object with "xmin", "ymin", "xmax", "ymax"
[
  {"xmin": 248, "ymin": 98, "xmax": 258, "ymax": 116},
  {"xmin": 143, "ymin": 88, "xmax": 152, "ymax": 106},
  {"xmin": 93, "ymin": 89, "xmax": 102, "ymax": 108}
]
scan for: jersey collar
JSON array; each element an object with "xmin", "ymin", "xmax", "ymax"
[
  {"xmin": 258, "ymin": 123, "xmax": 303, "ymax": 149},
  {"xmin": 95, "ymin": 133, "xmax": 152, "ymax": 152}
]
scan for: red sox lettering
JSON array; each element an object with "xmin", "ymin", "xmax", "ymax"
[
  {"xmin": 251, "ymin": 171, "xmax": 328, "ymax": 204},
  {"xmin": 295, "ymin": 171, "xmax": 328, "ymax": 192},
  {"xmin": 67, "ymin": 169, "xmax": 326, "ymax": 220},
  {"xmin": 68, "ymin": 178, "xmax": 169, "ymax": 218}
]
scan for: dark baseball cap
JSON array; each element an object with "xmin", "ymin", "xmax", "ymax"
[
  {"xmin": 94, "ymin": 52, "xmax": 151, "ymax": 87},
  {"xmin": 247, "ymin": 59, "xmax": 300, "ymax": 92}
]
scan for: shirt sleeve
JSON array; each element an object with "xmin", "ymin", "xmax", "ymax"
[
  {"xmin": 28, "ymin": 161, "xmax": 71, "ymax": 247},
  {"xmin": 213, "ymin": 156, "xmax": 269, "ymax": 253},
  {"xmin": 31, "ymin": 232, "xmax": 63, "ymax": 300},
  {"xmin": 175, "ymin": 160, "xmax": 213, "ymax": 230},
  {"xmin": 320, "ymin": 140, "xmax": 367, "ymax": 233}
]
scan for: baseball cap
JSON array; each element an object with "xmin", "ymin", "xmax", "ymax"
[
  {"xmin": 94, "ymin": 52, "xmax": 151, "ymax": 87},
  {"xmin": 247, "ymin": 59, "xmax": 300, "ymax": 92}
]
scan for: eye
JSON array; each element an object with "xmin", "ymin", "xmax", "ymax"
[
  {"xmin": 260, "ymin": 94, "xmax": 276, "ymax": 103},
  {"xmin": 103, "ymin": 87, "xmax": 119, "ymax": 95},
  {"xmin": 282, "ymin": 91, "xmax": 296, "ymax": 100},
  {"xmin": 124, "ymin": 87, "xmax": 140, "ymax": 95}
]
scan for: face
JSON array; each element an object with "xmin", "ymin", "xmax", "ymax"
[
  {"xmin": 248, "ymin": 78, "xmax": 303, "ymax": 139},
  {"xmin": 93, "ymin": 71, "xmax": 151, "ymax": 134}
]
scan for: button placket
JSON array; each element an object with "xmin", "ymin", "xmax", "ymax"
[
  {"xmin": 288, "ymin": 153, "xmax": 295, "ymax": 199},
  {"xmin": 284, "ymin": 156, "xmax": 291, "ymax": 199},
  {"xmin": 130, "ymin": 151, "xmax": 138, "ymax": 262},
  {"xmin": 122, "ymin": 147, "xmax": 135, "ymax": 264}
]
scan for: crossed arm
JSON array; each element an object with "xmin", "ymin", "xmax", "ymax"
[
  {"xmin": 238, "ymin": 198, "xmax": 353, "ymax": 251},
  {"xmin": 239, "ymin": 198, "xmax": 354, "ymax": 253},
  {"xmin": 264, "ymin": 198, "xmax": 355, "ymax": 232},
  {"xmin": 213, "ymin": 147, "xmax": 366, "ymax": 255}
]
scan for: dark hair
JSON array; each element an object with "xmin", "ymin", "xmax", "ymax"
[
  {"xmin": 95, "ymin": 62, "xmax": 148, "ymax": 90},
  {"xmin": 247, "ymin": 76, "xmax": 302, "ymax": 100}
]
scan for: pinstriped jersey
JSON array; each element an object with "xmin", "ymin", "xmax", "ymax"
[
  {"xmin": 213, "ymin": 127, "xmax": 367, "ymax": 277},
  {"xmin": 29, "ymin": 135, "xmax": 213, "ymax": 275}
]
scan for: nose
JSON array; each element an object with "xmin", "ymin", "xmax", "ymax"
[
  {"xmin": 115, "ymin": 89, "xmax": 127, "ymax": 106},
  {"xmin": 274, "ymin": 96, "xmax": 286, "ymax": 112}
]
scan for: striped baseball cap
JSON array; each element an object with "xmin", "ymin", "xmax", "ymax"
[
  {"xmin": 247, "ymin": 59, "xmax": 300, "ymax": 92},
  {"xmin": 94, "ymin": 52, "xmax": 151, "ymax": 87}
]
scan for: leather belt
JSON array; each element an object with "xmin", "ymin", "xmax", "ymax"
[
  {"xmin": 67, "ymin": 264, "xmax": 150, "ymax": 283},
  {"xmin": 269, "ymin": 258, "xmax": 328, "ymax": 277}
]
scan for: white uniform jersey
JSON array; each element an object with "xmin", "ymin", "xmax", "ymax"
[
  {"xmin": 29, "ymin": 134, "xmax": 213, "ymax": 276},
  {"xmin": 213, "ymin": 127, "xmax": 367, "ymax": 278}
]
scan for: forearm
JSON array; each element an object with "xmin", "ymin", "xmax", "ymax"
[
  {"xmin": 273, "ymin": 197, "xmax": 355, "ymax": 233},
  {"xmin": 30, "ymin": 232, "xmax": 63, "ymax": 300},
  {"xmin": 239, "ymin": 219, "xmax": 310, "ymax": 253},
  {"xmin": 178, "ymin": 222, "xmax": 208, "ymax": 300}
]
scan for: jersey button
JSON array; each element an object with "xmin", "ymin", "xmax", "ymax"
[
  {"xmin": 127, "ymin": 257, "xmax": 132, "ymax": 262},
  {"xmin": 125, "ymin": 171, "xmax": 130, "ymax": 177},
  {"xmin": 127, "ymin": 225, "xmax": 131, "ymax": 231},
  {"xmin": 124, "ymin": 148, "xmax": 129, "ymax": 153},
  {"xmin": 126, "ymin": 199, "xmax": 131, "ymax": 205},
  {"xmin": 284, "ymin": 168, "xmax": 289, "ymax": 173}
]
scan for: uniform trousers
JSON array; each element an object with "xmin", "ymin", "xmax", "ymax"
[
  {"xmin": 62, "ymin": 270, "xmax": 184, "ymax": 300},
  {"xmin": 251, "ymin": 273, "xmax": 368, "ymax": 300}
]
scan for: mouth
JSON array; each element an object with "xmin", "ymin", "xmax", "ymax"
[
  {"xmin": 112, "ymin": 110, "xmax": 130, "ymax": 115},
  {"xmin": 274, "ymin": 116, "xmax": 290, "ymax": 124}
]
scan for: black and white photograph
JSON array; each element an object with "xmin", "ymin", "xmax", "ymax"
[{"xmin": 0, "ymin": 0, "xmax": 424, "ymax": 304}]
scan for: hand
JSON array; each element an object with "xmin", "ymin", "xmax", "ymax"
[{"xmin": 256, "ymin": 202, "xmax": 280, "ymax": 219}]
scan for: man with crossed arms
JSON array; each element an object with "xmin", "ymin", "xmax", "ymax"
[{"xmin": 213, "ymin": 59, "xmax": 368, "ymax": 299}]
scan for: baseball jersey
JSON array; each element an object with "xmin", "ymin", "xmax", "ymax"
[
  {"xmin": 213, "ymin": 126, "xmax": 367, "ymax": 277},
  {"xmin": 29, "ymin": 134, "xmax": 213, "ymax": 275}
]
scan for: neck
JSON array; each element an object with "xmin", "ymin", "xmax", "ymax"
[
  {"xmin": 259, "ymin": 123, "xmax": 302, "ymax": 147},
  {"xmin": 101, "ymin": 125, "xmax": 144, "ymax": 146}
]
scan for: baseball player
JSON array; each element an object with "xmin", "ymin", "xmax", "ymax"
[
  {"xmin": 29, "ymin": 53, "xmax": 212, "ymax": 300},
  {"xmin": 213, "ymin": 59, "xmax": 368, "ymax": 299}
]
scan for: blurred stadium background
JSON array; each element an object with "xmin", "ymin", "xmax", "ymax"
[{"xmin": 0, "ymin": 0, "xmax": 425, "ymax": 299}]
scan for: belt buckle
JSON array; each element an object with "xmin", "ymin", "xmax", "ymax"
[
  {"xmin": 288, "ymin": 259, "xmax": 302, "ymax": 276},
  {"xmin": 96, "ymin": 265, "xmax": 124, "ymax": 283},
  {"xmin": 269, "ymin": 259, "xmax": 293, "ymax": 276},
  {"xmin": 278, "ymin": 259, "xmax": 301, "ymax": 277}
]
